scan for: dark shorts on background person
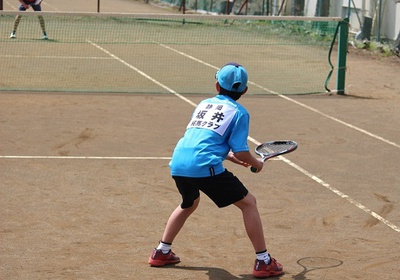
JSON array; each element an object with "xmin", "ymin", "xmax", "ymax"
[
  {"xmin": 173, "ymin": 170, "xmax": 249, "ymax": 208},
  {"xmin": 19, "ymin": 0, "xmax": 42, "ymax": 11}
]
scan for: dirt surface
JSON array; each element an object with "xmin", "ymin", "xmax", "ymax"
[
  {"xmin": 345, "ymin": 47, "xmax": 400, "ymax": 99},
  {"xmin": 1, "ymin": 1, "xmax": 400, "ymax": 280}
]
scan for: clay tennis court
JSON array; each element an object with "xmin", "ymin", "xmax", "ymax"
[{"xmin": 1, "ymin": 1, "xmax": 400, "ymax": 279}]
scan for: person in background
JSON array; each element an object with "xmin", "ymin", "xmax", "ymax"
[{"xmin": 10, "ymin": 0, "xmax": 48, "ymax": 40}]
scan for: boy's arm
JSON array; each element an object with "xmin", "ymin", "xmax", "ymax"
[{"xmin": 226, "ymin": 151, "xmax": 263, "ymax": 172}]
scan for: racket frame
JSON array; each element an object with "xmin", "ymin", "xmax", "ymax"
[{"xmin": 251, "ymin": 140, "xmax": 298, "ymax": 172}]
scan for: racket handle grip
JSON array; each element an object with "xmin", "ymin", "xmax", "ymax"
[{"xmin": 250, "ymin": 166, "xmax": 258, "ymax": 173}]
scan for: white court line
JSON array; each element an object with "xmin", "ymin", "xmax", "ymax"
[
  {"xmin": 158, "ymin": 43, "xmax": 400, "ymax": 231},
  {"xmin": 87, "ymin": 40, "xmax": 198, "ymax": 107},
  {"xmin": 251, "ymin": 85, "xmax": 400, "ymax": 149},
  {"xmin": 1, "ymin": 55, "xmax": 113, "ymax": 60},
  {"xmin": 2, "ymin": 41, "xmax": 398, "ymax": 233},
  {"xmin": 0, "ymin": 155, "xmax": 281, "ymax": 162},
  {"xmin": 247, "ymin": 136, "xmax": 400, "ymax": 233},
  {"xmin": 5, "ymin": 1, "xmax": 16, "ymax": 10},
  {"xmin": 0, "ymin": 155, "xmax": 281, "ymax": 161},
  {"xmin": 84, "ymin": 41, "xmax": 400, "ymax": 233},
  {"xmin": 41, "ymin": 1, "xmax": 60, "ymax": 11},
  {"xmin": 0, "ymin": 156, "xmax": 171, "ymax": 160},
  {"xmin": 158, "ymin": 44, "xmax": 400, "ymax": 149}
]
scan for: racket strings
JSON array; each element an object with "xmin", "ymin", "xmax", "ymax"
[{"xmin": 258, "ymin": 144, "xmax": 293, "ymax": 154}]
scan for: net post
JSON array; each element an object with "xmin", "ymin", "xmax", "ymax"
[
  {"xmin": 0, "ymin": 0, "xmax": 3, "ymax": 10},
  {"xmin": 336, "ymin": 18, "xmax": 349, "ymax": 95}
]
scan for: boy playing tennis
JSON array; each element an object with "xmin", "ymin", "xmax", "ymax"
[
  {"xmin": 10, "ymin": 0, "xmax": 48, "ymax": 40},
  {"xmin": 148, "ymin": 62, "xmax": 283, "ymax": 278}
]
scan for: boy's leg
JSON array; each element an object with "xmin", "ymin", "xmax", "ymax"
[
  {"xmin": 234, "ymin": 193, "xmax": 284, "ymax": 278},
  {"xmin": 37, "ymin": 16, "xmax": 46, "ymax": 33},
  {"xmin": 10, "ymin": 15, "xmax": 22, "ymax": 38},
  {"xmin": 31, "ymin": 4, "xmax": 47, "ymax": 39},
  {"xmin": 31, "ymin": 4, "xmax": 42, "ymax": 11},
  {"xmin": 148, "ymin": 197, "xmax": 199, "ymax": 267},
  {"xmin": 234, "ymin": 193, "xmax": 266, "ymax": 252},
  {"xmin": 162, "ymin": 197, "xmax": 199, "ymax": 243},
  {"xmin": 37, "ymin": 15, "xmax": 47, "ymax": 39},
  {"xmin": 10, "ymin": 4, "xmax": 25, "ymax": 38}
]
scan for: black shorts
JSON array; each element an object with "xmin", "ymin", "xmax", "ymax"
[{"xmin": 172, "ymin": 169, "xmax": 248, "ymax": 208}]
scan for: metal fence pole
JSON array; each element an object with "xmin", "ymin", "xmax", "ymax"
[
  {"xmin": 347, "ymin": 0, "xmax": 351, "ymax": 19},
  {"xmin": 337, "ymin": 18, "xmax": 349, "ymax": 95},
  {"xmin": 377, "ymin": 0, "xmax": 382, "ymax": 42}
]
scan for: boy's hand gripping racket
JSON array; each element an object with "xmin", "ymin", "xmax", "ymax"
[{"xmin": 250, "ymin": 140, "xmax": 298, "ymax": 173}]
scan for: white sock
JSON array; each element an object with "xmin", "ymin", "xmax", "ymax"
[
  {"xmin": 156, "ymin": 241, "xmax": 171, "ymax": 254},
  {"xmin": 256, "ymin": 250, "xmax": 271, "ymax": 264}
]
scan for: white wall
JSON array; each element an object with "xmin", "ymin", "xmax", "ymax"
[
  {"xmin": 298, "ymin": 0, "xmax": 399, "ymax": 40},
  {"xmin": 384, "ymin": 2, "xmax": 400, "ymax": 41}
]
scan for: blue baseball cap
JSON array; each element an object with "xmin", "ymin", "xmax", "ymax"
[{"xmin": 216, "ymin": 62, "xmax": 248, "ymax": 93}]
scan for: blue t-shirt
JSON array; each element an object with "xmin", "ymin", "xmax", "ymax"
[{"xmin": 169, "ymin": 94, "xmax": 250, "ymax": 177}]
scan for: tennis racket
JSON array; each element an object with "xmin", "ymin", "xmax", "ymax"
[{"xmin": 250, "ymin": 140, "xmax": 298, "ymax": 173}]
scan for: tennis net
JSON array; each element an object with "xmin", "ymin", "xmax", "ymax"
[{"xmin": 0, "ymin": 12, "xmax": 345, "ymax": 94}]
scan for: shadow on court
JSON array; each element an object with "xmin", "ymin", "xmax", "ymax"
[
  {"xmin": 293, "ymin": 257, "xmax": 343, "ymax": 280},
  {"xmin": 164, "ymin": 265, "xmax": 284, "ymax": 280}
]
